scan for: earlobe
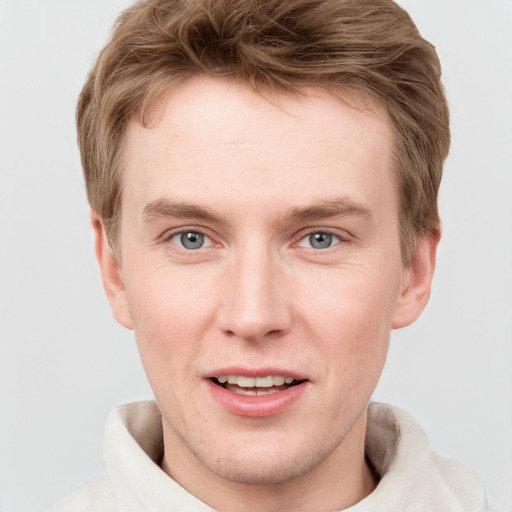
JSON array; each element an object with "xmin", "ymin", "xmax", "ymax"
[
  {"xmin": 391, "ymin": 232, "xmax": 440, "ymax": 330},
  {"xmin": 91, "ymin": 212, "xmax": 133, "ymax": 330}
]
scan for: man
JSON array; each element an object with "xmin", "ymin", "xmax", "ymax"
[{"xmin": 52, "ymin": 0, "xmax": 486, "ymax": 510}]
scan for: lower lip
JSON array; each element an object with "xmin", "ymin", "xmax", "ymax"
[{"xmin": 206, "ymin": 379, "xmax": 309, "ymax": 418}]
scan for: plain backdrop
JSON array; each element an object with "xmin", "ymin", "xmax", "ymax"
[{"xmin": 1, "ymin": 1, "xmax": 511, "ymax": 511}]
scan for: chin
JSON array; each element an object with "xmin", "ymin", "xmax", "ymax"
[
  {"xmin": 207, "ymin": 457, "xmax": 312, "ymax": 486},
  {"xmin": 195, "ymin": 434, "xmax": 343, "ymax": 486}
]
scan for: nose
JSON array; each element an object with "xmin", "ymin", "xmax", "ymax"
[{"xmin": 218, "ymin": 244, "xmax": 292, "ymax": 342}]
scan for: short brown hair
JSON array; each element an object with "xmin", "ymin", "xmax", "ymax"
[{"xmin": 77, "ymin": 0, "xmax": 449, "ymax": 264}]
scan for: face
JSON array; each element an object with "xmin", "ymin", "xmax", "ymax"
[{"xmin": 97, "ymin": 76, "xmax": 434, "ymax": 490}]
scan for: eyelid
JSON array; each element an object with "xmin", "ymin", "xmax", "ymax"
[
  {"xmin": 292, "ymin": 228, "xmax": 349, "ymax": 249},
  {"xmin": 174, "ymin": 231, "xmax": 213, "ymax": 249},
  {"xmin": 160, "ymin": 226, "xmax": 219, "ymax": 250}
]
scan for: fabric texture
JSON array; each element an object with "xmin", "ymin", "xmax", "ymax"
[{"xmin": 51, "ymin": 401, "xmax": 487, "ymax": 511}]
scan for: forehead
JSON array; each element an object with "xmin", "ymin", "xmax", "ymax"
[{"xmin": 121, "ymin": 76, "xmax": 396, "ymax": 220}]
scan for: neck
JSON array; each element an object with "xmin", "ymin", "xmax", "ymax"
[{"xmin": 161, "ymin": 410, "xmax": 378, "ymax": 512}]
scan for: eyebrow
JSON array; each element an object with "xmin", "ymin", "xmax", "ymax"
[
  {"xmin": 142, "ymin": 196, "xmax": 373, "ymax": 224},
  {"xmin": 142, "ymin": 199, "xmax": 222, "ymax": 223},
  {"xmin": 285, "ymin": 197, "xmax": 374, "ymax": 222}
]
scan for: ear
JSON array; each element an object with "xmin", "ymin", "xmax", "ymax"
[
  {"xmin": 91, "ymin": 212, "xmax": 133, "ymax": 330},
  {"xmin": 391, "ymin": 232, "xmax": 440, "ymax": 329}
]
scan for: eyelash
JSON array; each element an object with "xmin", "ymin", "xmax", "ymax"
[
  {"xmin": 162, "ymin": 227, "xmax": 348, "ymax": 253},
  {"xmin": 294, "ymin": 230, "xmax": 345, "ymax": 250},
  {"xmin": 163, "ymin": 229, "xmax": 216, "ymax": 251}
]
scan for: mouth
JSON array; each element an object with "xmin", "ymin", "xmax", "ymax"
[
  {"xmin": 205, "ymin": 368, "xmax": 310, "ymax": 417},
  {"xmin": 210, "ymin": 374, "xmax": 306, "ymax": 396}
]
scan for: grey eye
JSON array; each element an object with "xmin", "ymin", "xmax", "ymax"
[
  {"xmin": 177, "ymin": 231, "xmax": 206, "ymax": 250},
  {"xmin": 308, "ymin": 232, "xmax": 334, "ymax": 249},
  {"xmin": 296, "ymin": 231, "xmax": 342, "ymax": 250}
]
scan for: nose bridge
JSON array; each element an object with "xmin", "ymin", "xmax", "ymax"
[{"xmin": 219, "ymin": 239, "xmax": 291, "ymax": 341}]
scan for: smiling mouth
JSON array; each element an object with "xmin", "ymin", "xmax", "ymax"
[{"xmin": 211, "ymin": 375, "xmax": 305, "ymax": 396}]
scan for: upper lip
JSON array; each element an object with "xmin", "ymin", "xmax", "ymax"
[{"xmin": 204, "ymin": 367, "xmax": 309, "ymax": 381}]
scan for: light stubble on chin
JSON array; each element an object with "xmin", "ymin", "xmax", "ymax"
[{"xmin": 165, "ymin": 415, "xmax": 359, "ymax": 486}]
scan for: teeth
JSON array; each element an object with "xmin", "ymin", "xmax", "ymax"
[
  {"xmin": 237, "ymin": 376, "xmax": 255, "ymax": 387},
  {"xmin": 272, "ymin": 376, "xmax": 285, "ymax": 386},
  {"xmin": 255, "ymin": 376, "xmax": 273, "ymax": 387},
  {"xmin": 216, "ymin": 375, "xmax": 296, "ymax": 387},
  {"xmin": 232, "ymin": 387, "xmax": 282, "ymax": 396}
]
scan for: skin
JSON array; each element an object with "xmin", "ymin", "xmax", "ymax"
[{"xmin": 93, "ymin": 76, "xmax": 438, "ymax": 511}]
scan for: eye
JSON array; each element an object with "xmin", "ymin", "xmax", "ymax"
[
  {"xmin": 170, "ymin": 231, "xmax": 212, "ymax": 250},
  {"xmin": 297, "ymin": 232, "xmax": 341, "ymax": 250}
]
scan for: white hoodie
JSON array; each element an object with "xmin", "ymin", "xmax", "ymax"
[{"xmin": 51, "ymin": 401, "xmax": 487, "ymax": 511}]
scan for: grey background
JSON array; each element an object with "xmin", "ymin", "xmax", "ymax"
[{"xmin": 1, "ymin": 1, "xmax": 511, "ymax": 510}]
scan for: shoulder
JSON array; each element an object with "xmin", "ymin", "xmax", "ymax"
[
  {"xmin": 360, "ymin": 402, "xmax": 487, "ymax": 512},
  {"xmin": 429, "ymin": 453, "xmax": 487, "ymax": 511},
  {"xmin": 49, "ymin": 401, "xmax": 161, "ymax": 512},
  {"xmin": 50, "ymin": 475, "xmax": 117, "ymax": 512}
]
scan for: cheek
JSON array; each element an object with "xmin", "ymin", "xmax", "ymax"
[
  {"xmin": 123, "ymin": 268, "xmax": 215, "ymax": 365},
  {"xmin": 124, "ymin": 275, "xmax": 213, "ymax": 413},
  {"xmin": 300, "ymin": 261, "xmax": 399, "ymax": 339},
  {"xmin": 299, "ymin": 266, "xmax": 397, "ymax": 392}
]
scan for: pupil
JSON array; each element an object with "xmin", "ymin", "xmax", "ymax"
[
  {"xmin": 181, "ymin": 232, "xmax": 204, "ymax": 249},
  {"xmin": 310, "ymin": 232, "xmax": 332, "ymax": 249}
]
